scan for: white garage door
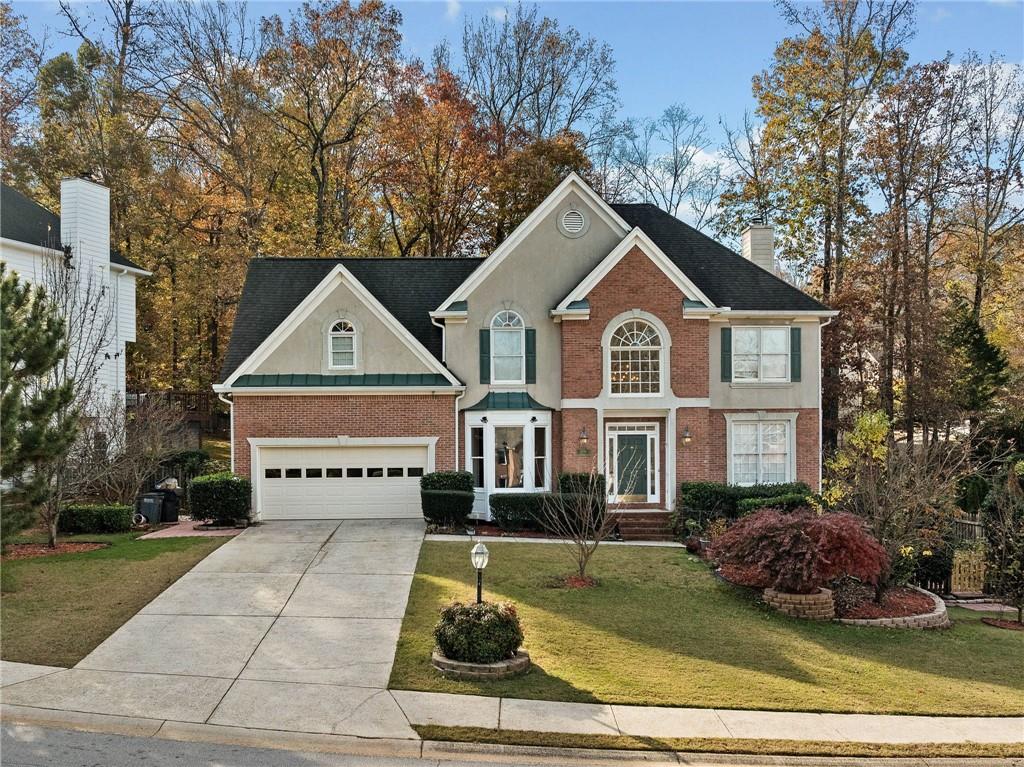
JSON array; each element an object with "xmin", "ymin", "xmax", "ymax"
[{"xmin": 258, "ymin": 445, "xmax": 427, "ymax": 520}]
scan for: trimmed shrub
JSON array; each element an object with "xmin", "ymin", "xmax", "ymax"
[
  {"xmin": 434, "ymin": 601, "xmax": 524, "ymax": 663},
  {"xmin": 421, "ymin": 471, "xmax": 474, "ymax": 493},
  {"xmin": 421, "ymin": 489, "xmax": 474, "ymax": 527},
  {"xmin": 714, "ymin": 509, "xmax": 889, "ymax": 594},
  {"xmin": 489, "ymin": 493, "xmax": 548, "ymax": 532},
  {"xmin": 736, "ymin": 493, "xmax": 811, "ymax": 515},
  {"xmin": 189, "ymin": 472, "xmax": 251, "ymax": 524},
  {"xmin": 60, "ymin": 504, "xmax": 133, "ymax": 534},
  {"xmin": 558, "ymin": 472, "xmax": 606, "ymax": 496},
  {"xmin": 678, "ymin": 481, "xmax": 812, "ymax": 527}
]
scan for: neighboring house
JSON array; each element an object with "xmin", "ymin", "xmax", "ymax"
[
  {"xmin": 216, "ymin": 174, "xmax": 836, "ymax": 521},
  {"xmin": 0, "ymin": 178, "xmax": 150, "ymax": 404}
]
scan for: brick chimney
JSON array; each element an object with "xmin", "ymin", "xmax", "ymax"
[
  {"xmin": 741, "ymin": 220, "xmax": 775, "ymax": 273},
  {"xmin": 60, "ymin": 177, "xmax": 110, "ymax": 269}
]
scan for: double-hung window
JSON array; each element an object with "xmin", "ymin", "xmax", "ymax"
[
  {"xmin": 731, "ymin": 421, "xmax": 791, "ymax": 485},
  {"xmin": 732, "ymin": 327, "xmax": 788, "ymax": 382},
  {"xmin": 328, "ymin": 320, "xmax": 356, "ymax": 369},
  {"xmin": 491, "ymin": 311, "xmax": 525, "ymax": 384}
]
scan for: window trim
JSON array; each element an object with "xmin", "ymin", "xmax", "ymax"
[
  {"xmin": 604, "ymin": 314, "xmax": 667, "ymax": 398},
  {"xmin": 490, "ymin": 310, "xmax": 526, "ymax": 385},
  {"xmin": 725, "ymin": 412, "xmax": 798, "ymax": 486},
  {"xmin": 327, "ymin": 319, "xmax": 357, "ymax": 371},
  {"xmin": 731, "ymin": 325, "xmax": 790, "ymax": 384},
  {"xmin": 464, "ymin": 411, "xmax": 552, "ymax": 496}
]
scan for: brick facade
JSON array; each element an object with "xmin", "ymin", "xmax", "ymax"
[
  {"xmin": 561, "ymin": 246, "xmax": 710, "ymax": 400},
  {"xmin": 232, "ymin": 394, "xmax": 457, "ymax": 477}
]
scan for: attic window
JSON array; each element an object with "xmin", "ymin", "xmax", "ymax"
[{"xmin": 557, "ymin": 208, "xmax": 589, "ymax": 238}]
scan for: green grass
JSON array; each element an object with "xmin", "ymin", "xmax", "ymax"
[
  {"xmin": 390, "ymin": 541, "xmax": 1024, "ymax": 716},
  {"xmin": 202, "ymin": 437, "xmax": 231, "ymax": 463},
  {"xmin": 415, "ymin": 726, "xmax": 1024, "ymax": 759},
  {"xmin": 1, "ymin": 532, "xmax": 227, "ymax": 667}
]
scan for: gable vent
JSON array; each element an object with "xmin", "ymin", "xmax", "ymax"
[{"xmin": 561, "ymin": 209, "xmax": 586, "ymax": 234}]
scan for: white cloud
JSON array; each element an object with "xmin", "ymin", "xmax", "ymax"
[
  {"xmin": 446, "ymin": 0, "xmax": 461, "ymax": 21},
  {"xmin": 488, "ymin": 6, "xmax": 508, "ymax": 22}
]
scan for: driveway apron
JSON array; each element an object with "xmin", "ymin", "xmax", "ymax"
[{"xmin": 2, "ymin": 519, "xmax": 424, "ymax": 739}]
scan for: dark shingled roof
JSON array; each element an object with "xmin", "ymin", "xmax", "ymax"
[
  {"xmin": 219, "ymin": 257, "xmax": 484, "ymax": 382},
  {"xmin": 1, "ymin": 182, "xmax": 147, "ymax": 272},
  {"xmin": 610, "ymin": 203, "xmax": 829, "ymax": 312}
]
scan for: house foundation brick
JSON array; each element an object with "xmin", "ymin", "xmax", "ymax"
[{"xmin": 232, "ymin": 394, "xmax": 457, "ymax": 476}]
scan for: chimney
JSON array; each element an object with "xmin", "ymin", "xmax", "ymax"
[
  {"xmin": 741, "ymin": 219, "xmax": 775, "ymax": 273},
  {"xmin": 60, "ymin": 177, "xmax": 110, "ymax": 269}
]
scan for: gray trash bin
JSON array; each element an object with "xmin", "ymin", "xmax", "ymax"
[{"xmin": 137, "ymin": 493, "xmax": 164, "ymax": 525}]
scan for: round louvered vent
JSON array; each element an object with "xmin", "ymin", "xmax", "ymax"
[{"xmin": 561, "ymin": 209, "xmax": 586, "ymax": 234}]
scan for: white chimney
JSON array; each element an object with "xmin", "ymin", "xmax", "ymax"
[
  {"xmin": 741, "ymin": 220, "xmax": 775, "ymax": 273},
  {"xmin": 60, "ymin": 177, "xmax": 110, "ymax": 269}
]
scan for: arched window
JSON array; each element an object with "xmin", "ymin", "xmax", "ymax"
[
  {"xmin": 609, "ymin": 320, "xmax": 662, "ymax": 394},
  {"xmin": 328, "ymin": 319, "xmax": 356, "ymax": 369},
  {"xmin": 490, "ymin": 310, "xmax": 525, "ymax": 384}
]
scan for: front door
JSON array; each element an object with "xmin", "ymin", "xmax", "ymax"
[{"xmin": 615, "ymin": 434, "xmax": 649, "ymax": 502}]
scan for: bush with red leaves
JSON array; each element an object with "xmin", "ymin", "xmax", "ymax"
[{"xmin": 713, "ymin": 509, "xmax": 889, "ymax": 594}]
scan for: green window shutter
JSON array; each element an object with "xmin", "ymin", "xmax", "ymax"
[
  {"xmin": 479, "ymin": 329, "xmax": 490, "ymax": 384},
  {"xmin": 525, "ymin": 328, "xmax": 537, "ymax": 384},
  {"xmin": 720, "ymin": 327, "xmax": 732, "ymax": 382},
  {"xmin": 790, "ymin": 326, "xmax": 802, "ymax": 382}
]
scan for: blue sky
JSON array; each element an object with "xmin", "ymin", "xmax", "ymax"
[{"xmin": 15, "ymin": 0, "xmax": 1024, "ymax": 141}]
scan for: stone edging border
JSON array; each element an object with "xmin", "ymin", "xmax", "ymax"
[
  {"xmin": 431, "ymin": 650, "xmax": 530, "ymax": 680},
  {"xmin": 835, "ymin": 585, "xmax": 950, "ymax": 629}
]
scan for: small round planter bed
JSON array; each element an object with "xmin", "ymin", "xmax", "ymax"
[
  {"xmin": 836, "ymin": 586, "xmax": 950, "ymax": 629},
  {"xmin": 764, "ymin": 587, "xmax": 835, "ymax": 620},
  {"xmin": 431, "ymin": 649, "xmax": 530, "ymax": 680}
]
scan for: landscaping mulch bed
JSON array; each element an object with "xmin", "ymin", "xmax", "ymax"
[
  {"xmin": 717, "ymin": 563, "xmax": 771, "ymax": 589},
  {"xmin": 841, "ymin": 586, "xmax": 934, "ymax": 619},
  {"xmin": 2, "ymin": 542, "xmax": 109, "ymax": 560},
  {"xmin": 981, "ymin": 617, "xmax": 1024, "ymax": 631}
]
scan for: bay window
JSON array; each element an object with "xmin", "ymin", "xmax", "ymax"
[{"xmin": 465, "ymin": 412, "xmax": 551, "ymax": 514}]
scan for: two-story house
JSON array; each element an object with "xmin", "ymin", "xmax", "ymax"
[
  {"xmin": 1, "ymin": 178, "xmax": 149, "ymax": 404},
  {"xmin": 215, "ymin": 174, "xmax": 836, "ymax": 521}
]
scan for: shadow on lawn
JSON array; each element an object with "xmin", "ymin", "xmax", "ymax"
[{"xmin": 406, "ymin": 541, "xmax": 1024, "ymax": 712}]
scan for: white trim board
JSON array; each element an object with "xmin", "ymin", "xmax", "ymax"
[
  {"xmin": 554, "ymin": 228, "xmax": 715, "ymax": 312},
  {"xmin": 214, "ymin": 385, "xmax": 464, "ymax": 395},
  {"xmin": 433, "ymin": 173, "xmax": 631, "ymax": 311},
  {"xmin": 221, "ymin": 263, "xmax": 462, "ymax": 388}
]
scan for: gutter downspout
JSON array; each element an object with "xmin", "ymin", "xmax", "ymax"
[
  {"xmin": 818, "ymin": 316, "xmax": 834, "ymax": 491},
  {"xmin": 217, "ymin": 392, "xmax": 234, "ymax": 473},
  {"xmin": 431, "ymin": 315, "xmax": 462, "ymax": 470}
]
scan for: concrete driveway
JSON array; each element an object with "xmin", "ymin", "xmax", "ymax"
[{"xmin": 3, "ymin": 519, "xmax": 425, "ymax": 739}]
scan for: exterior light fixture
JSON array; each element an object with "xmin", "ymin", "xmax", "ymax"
[
  {"xmin": 681, "ymin": 426, "xmax": 693, "ymax": 445},
  {"xmin": 471, "ymin": 542, "xmax": 489, "ymax": 603},
  {"xmin": 577, "ymin": 426, "xmax": 591, "ymax": 456}
]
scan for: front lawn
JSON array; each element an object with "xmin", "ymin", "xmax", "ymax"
[
  {"xmin": 390, "ymin": 541, "xmax": 1024, "ymax": 715},
  {"xmin": 1, "ymin": 532, "xmax": 227, "ymax": 667}
]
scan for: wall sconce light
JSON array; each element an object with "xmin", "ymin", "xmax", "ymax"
[
  {"xmin": 577, "ymin": 426, "xmax": 591, "ymax": 456},
  {"xmin": 480, "ymin": 416, "xmax": 488, "ymax": 423},
  {"xmin": 681, "ymin": 426, "xmax": 693, "ymax": 445}
]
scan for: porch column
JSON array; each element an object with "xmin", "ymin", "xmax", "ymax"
[{"xmin": 666, "ymin": 407, "xmax": 677, "ymax": 510}]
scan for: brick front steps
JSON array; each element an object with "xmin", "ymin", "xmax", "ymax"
[{"xmin": 611, "ymin": 511, "xmax": 675, "ymax": 542}]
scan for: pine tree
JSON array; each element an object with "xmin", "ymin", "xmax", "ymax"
[
  {"xmin": 0, "ymin": 263, "xmax": 78, "ymax": 545},
  {"xmin": 944, "ymin": 296, "xmax": 1010, "ymax": 420}
]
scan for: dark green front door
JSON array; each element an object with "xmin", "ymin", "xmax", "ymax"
[{"xmin": 616, "ymin": 434, "xmax": 648, "ymax": 500}]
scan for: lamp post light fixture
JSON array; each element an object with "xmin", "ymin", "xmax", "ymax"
[{"xmin": 471, "ymin": 542, "xmax": 489, "ymax": 604}]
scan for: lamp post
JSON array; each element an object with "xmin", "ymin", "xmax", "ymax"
[{"xmin": 470, "ymin": 542, "xmax": 489, "ymax": 604}]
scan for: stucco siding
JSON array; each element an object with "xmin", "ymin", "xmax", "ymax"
[
  {"xmin": 254, "ymin": 278, "xmax": 436, "ymax": 376},
  {"xmin": 444, "ymin": 190, "xmax": 625, "ymax": 407}
]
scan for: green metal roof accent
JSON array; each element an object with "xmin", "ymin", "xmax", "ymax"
[
  {"xmin": 465, "ymin": 392, "xmax": 553, "ymax": 411},
  {"xmin": 566, "ymin": 299, "xmax": 590, "ymax": 311},
  {"xmin": 444, "ymin": 300, "xmax": 468, "ymax": 312},
  {"xmin": 683, "ymin": 298, "xmax": 708, "ymax": 309},
  {"xmin": 233, "ymin": 373, "xmax": 456, "ymax": 388}
]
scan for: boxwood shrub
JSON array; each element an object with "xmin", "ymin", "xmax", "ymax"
[
  {"xmin": 421, "ymin": 489, "xmax": 474, "ymax": 527},
  {"xmin": 489, "ymin": 492, "xmax": 548, "ymax": 531},
  {"xmin": 420, "ymin": 471, "xmax": 474, "ymax": 493},
  {"xmin": 557, "ymin": 472, "xmax": 607, "ymax": 496},
  {"xmin": 678, "ymin": 481, "xmax": 812, "ymax": 521},
  {"xmin": 434, "ymin": 601, "xmax": 524, "ymax": 664},
  {"xmin": 189, "ymin": 472, "xmax": 252, "ymax": 525},
  {"xmin": 60, "ymin": 504, "xmax": 133, "ymax": 534},
  {"xmin": 736, "ymin": 492, "xmax": 812, "ymax": 515}
]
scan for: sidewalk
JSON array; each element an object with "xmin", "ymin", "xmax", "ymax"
[{"xmin": 5, "ymin": 661, "xmax": 1021, "ymax": 746}]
